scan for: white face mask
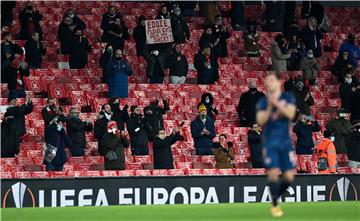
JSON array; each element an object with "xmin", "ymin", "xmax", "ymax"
[
  {"xmin": 330, "ymin": 136, "xmax": 335, "ymax": 142},
  {"xmin": 68, "ymin": 14, "xmax": 75, "ymax": 18},
  {"xmin": 57, "ymin": 124, "xmax": 63, "ymax": 131},
  {"xmin": 158, "ymin": 134, "xmax": 166, "ymax": 140},
  {"xmin": 345, "ymin": 78, "xmax": 352, "ymax": 84},
  {"xmin": 307, "ymin": 54, "xmax": 314, "ymax": 58},
  {"xmin": 205, "ymin": 98, "xmax": 210, "ymax": 103},
  {"xmin": 104, "ymin": 112, "xmax": 112, "ymax": 120}
]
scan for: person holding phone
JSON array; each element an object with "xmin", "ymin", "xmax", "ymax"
[{"xmin": 293, "ymin": 113, "xmax": 321, "ymax": 155}]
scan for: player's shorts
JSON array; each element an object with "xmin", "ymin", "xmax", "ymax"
[{"xmin": 263, "ymin": 144, "xmax": 296, "ymax": 172}]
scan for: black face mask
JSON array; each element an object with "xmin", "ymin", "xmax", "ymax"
[
  {"xmin": 115, "ymin": 56, "xmax": 122, "ymax": 61},
  {"xmin": 26, "ymin": 6, "xmax": 33, "ymax": 11},
  {"xmin": 49, "ymin": 104, "xmax": 56, "ymax": 111},
  {"xmin": 249, "ymin": 88, "xmax": 257, "ymax": 92}
]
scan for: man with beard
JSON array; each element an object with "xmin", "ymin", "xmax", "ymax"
[
  {"xmin": 191, "ymin": 104, "xmax": 216, "ymax": 155},
  {"xmin": 237, "ymin": 80, "xmax": 265, "ymax": 127},
  {"xmin": 94, "ymin": 103, "xmax": 117, "ymax": 156},
  {"xmin": 41, "ymin": 98, "xmax": 63, "ymax": 127},
  {"xmin": 144, "ymin": 98, "xmax": 170, "ymax": 141},
  {"xmin": 66, "ymin": 107, "xmax": 93, "ymax": 156},
  {"xmin": 128, "ymin": 106, "xmax": 151, "ymax": 155}
]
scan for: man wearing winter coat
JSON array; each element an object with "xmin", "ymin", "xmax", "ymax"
[
  {"xmin": 106, "ymin": 49, "xmax": 132, "ymax": 98},
  {"xmin": 5, "ymin": 96, "xmax": 33, "ymax": 138},
  {"xmin": 44, "ymin": 118, "xmax": 72, "ymax": 171},
  {"xmin": 293, "ymin": 114, "xmax": 321, "ymax": 154},
  {"xmin": 144, "ymin": 98, "xmax": 170, "ymax": 141},
  {"xmin": 1, "ymin": 115, "xmax": 19, "ymax": 158},
  {"xmin": 345, "ymin": 121, "xmax": 360, "ymax": 168},
  {"xmin": 128, "ymin": 106, "xmax": 150, "ymax": 155},
  {"xmin": 270, "ymin": 34, "xmax": 291, "ymax": 71},
  {"xmin": 171, "ymin": 7, "xmax": 190, "ymax": 44},
  {"xmin": 166, "ymin": 44, "xmax": 188, "ymax": 84},
  {"xmin": 326, "ymin": 109, "xmax": 352, "ymax": 154},
  {"xmin": 103, "ymin": 121, "xmax": 129, "ymax": 170},
  {"xmin": 292, "ymin": 80, "xmax": 314, "ymax": 115},
  {"xmin": 194, "ymin": 44, "xmax": 219, "ymax": 84},
  {"xmin": 212, "ymin": 134, "xmax": 235, "ymax": 169},
  {"xmin": 247, "ymin": 124, "xmax": 264, "ymax": 168},
  {"xmin": 66, "ymin": 108, "xmax": 93, "ymax": 156},
  {"xmin": 191, "ymin": 104, "xmax": 216, "ymax": 155},
  {"xmin": 300, "ymin": 49, "xmax": 320, "ymax": 84},
  {"xmin": 18, "ymin": 2, "xmax": 43, "ymax": 40},
  {"xmin": 25, "ymin": 32, "xmax": 46, "ymax": 68},
  {"xmin": 153, "ymin": 126, "xmax": 183, "ymax": 169},
  {"xmin": 69, "ymin": 29, "xmax": 92, "ymax": 69}
]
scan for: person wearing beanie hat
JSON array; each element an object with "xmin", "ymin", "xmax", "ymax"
[
  {"xmin": 102, "ymin": 120, "xmax": 129, "ymax": 170},
  {"xmin": 315, "ymin": 130, "xmax": 337, "ymax": 174},
  {"xmin": 128, "ymin": 106, "xmax": 150, "ymax": 155},
  {"xmin": 325, "ymin": 108, "xmax": 352, "ymax": 153},
  {"xmin": 171, "ymin": 6, "xmax": 190, "ymax": 44},
  {"xmin": 339, "ymin": 33, "xmax": 360, "ymax": 68},
  {"xmin": 191, "ymin": 103, "xmax": 216, "ymax": 155}
]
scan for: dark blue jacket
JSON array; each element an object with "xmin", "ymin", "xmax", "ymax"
[
  {"xmin": 106, "ymin": 58, "xmax": 132, "ymax": 98},
  {"xmin": 300, "ymin": 26, "xmax": 323, "ymax": 58},
  {"xmin": 44, "ymin": 123, "xmax": 72, "ymax": 166},
  {"xmin": 339, "ymin": 42, "xmax": 360, "ymax": 68},
  {"xmin": 293, "ymin": 120, "xmax": 321, "ymax": 154},
  {"xmin": 191, "ymin": 116, "xmax": 216, "ymax": 150}
]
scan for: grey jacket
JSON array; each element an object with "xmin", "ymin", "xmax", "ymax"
[{"xmin": 270, "ymin": 42, "xmax": 290, "ymax": 71}]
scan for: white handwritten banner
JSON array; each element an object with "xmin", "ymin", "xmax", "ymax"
[{"xmin": 145, "ymin": 19, "xmax": 174, "ymax": 44}]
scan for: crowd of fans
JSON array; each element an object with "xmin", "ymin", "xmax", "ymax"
[{"xmin": 1, "ymin": 1, "xmax": 360, "ymax": 174}]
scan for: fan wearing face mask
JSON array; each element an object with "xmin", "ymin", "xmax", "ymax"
[
  {"xmin": 316, "ymin": 130, "xmax": 337, "ymax": 174},
  {"xmin": 325, "ymin": 108, "xmax": 352, "ymax": 154},
  {"xmin": 68, "ymin": 28, "xmax": 92, "ymax": 69},
  {"xmin": 94, "ymin": 104, "xmax": 116, "ymax": 156},
  {"xmin": 127, "ymin": 106, "xmax": 151, "ymax": 155},
  {"xmin": 197, "ymin": 93, "xmax": 218, "ymax": 121},
  {"xmin": 18, "ymin": 2, "xmax": 43, "ymax": 40},
  {"xmin": 300, "ymin": 49, "xmax": 320, "ymax": 85},
  {"xmin": 191, "ymin": 104, "xmax": 216, "ymax": 155},
  {"xmin": 170, "ymin": 7, "xmax": 190, "ymax": 44},
  {"xmin": 340, "ymin": 73, "xmax": 359, "ymax": 111},
  {"xmin": 345, "ymin": 120, "xmax": 360, "ymax": 168},
  {"xmin": 153, "ymin": 124, "xmax": 184, "ymax": 169},
  {"xmin": 291, "ymin": 78, "xmax": 314, "ymax": 116},
  {"xmin": 102, "ymin": 121, "xmax": 129, "ymax": 170}
]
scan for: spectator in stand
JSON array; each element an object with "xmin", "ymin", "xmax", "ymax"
[
  {"xmin": 283, "ymin": 1, "xmax": 296, "ymax": 31},
  {"xmin": 262, "ymin": 1, "xmax": 285, "ymax": 32},
  {"xmin": 340, "ymin": 73, "xmax": 359, "ymax": 111},
  {"xmin": 191, "ymin": 104, "xmax": 216, "ymax": 155},
  {"xmin": 293, "ymin": 114, "xmax": 321, "ymax": 155},
  {"xmin": 25, "ymin": 32, "xmax": 46, "ymax": 69},
  {"xmin": 308, "ymin": 1, "xmax": 325, "ymax": 27},
  {"xmin": 42, "ymin": 98, "xmax": 62, "ymax": 127},
  {"xmin": 292, "ymin": 79, "xmax": 314, "ymax": 115},
  {"xmin": 58, "ymin": 16, "xmax": 76, "ymax": 54},
  {"xmin": 99, "ymin": 44, "xmax": 113, "ymax": 83},
  {"xmin": 271, "ymin": 34, "xmax": 291, "ymax": 72},
  {"xmin": 212, "ymin": 134, "xmax": 235, "ymax": 169},
  {"xmin": 109, "ymin": 98, "xmax": 129, "ymax": 131},
  {"xmin": 156, "ymin": 4, "xmax": 171, "ymax": 19},
  {"xmin": 339, "ymin": 34, "xmax": 360, "ymax": 68},
  {"xmin": 107, "ymin": 18, "xmax": 129, "ymax": 51},
  {"xmin": 199, "ymin": 2, "xmax": 217, "ymax": 26},
  {"xmin": 243, "ymin": 21, "xmax": 260, "ymax": 57},
  {"xmin": 300, "ymin": 49, "xmax": 320, "ymax": 85},
  {"xmin": 1, "ymin": 32, "xmax": 24, "ymax": 72},
  {"xmin": 198, "ymin": 26, "xmax": 217, "ymax": 54},
  {"xmin": 94, "ymin": 103, "xmax": 116, "ymax": 156},
  {"xmin": 103, "ymin": 121, "xmax": 129, "ymax": 170},
  {"xmin": 230, "ymin": 1, "xmax": 245, "ymax": 31},
  {"xmin": 326, "ymin": 109, "xmax": 352, "ymax": 154},
  {"xmin": 143, "ymin": 44, "xmax": 170, "ymax": 84},
  {"xmin": 144, "ymin": 98, "xmax": 170, "ymax": 141},
  {"xmin": 286, "ymin": 34, "xmax": 306, "ymax": 71},
  {"xmin": 300, "ymin": 17, "xmax": 323, "ymax": 58},
  {"xmin": 179, "ymin": 2, "xmax": 198, "ymax": 17},
  {"xmin": 212, "ymin": 15, "xmax": 230, "ymax": 58},
  {"xmin": 5, "ymin": 95, "xmax": 33, "ymax": 140},
  {"xmin": 106, "ymin": 49, "xmax": 132, "ymax": 98},
  {"xmin": 166, "ymin": 44, "xmax": 188, "ymax": 84},
  {"xmin": 65, "ymin": 9, "xmax": 86, "ymax": 30},
  {"xmin": 2, "ymin": 58, "xmax": 29, "ymax": 99},
  {"xmin": 194, "ymin": 43, "xmax": 219, "ymax": 84},
  {"xmin": 197, "ymin": 93, "xmax": 218, "ymax": 120},
  {"xmin": 133, "ymin": 15, "xmax": 147, "ymax": 57},
  {"xmin": 316, "ymin": 130, "xmax": 337, "ymax": 174},
  {"xmin": 69, "ymin": 28, "xmax": 92, "ymax": 69},
  {"xmin": 213, "ymin": 15, "xmax": 230, "ymax": 58},
  {"xmin": 66, "ymin": 107, "xmax": 93, "ymax": 156},
  {"xmin": 238, "ymin": 80, "xmax": 266, "ymax": 127},
  {"xmin": 331, "ymin": 50, "xmax": 354, "ymax": 83},
  {"xmin": 153, "ymin": 125, "xmax": 183, "ymax": 169},
  {"xmin": 247, "ymin": 123, "xmax": 264, "ymax": 168},
  {"xmin": 1, "ymin": 114, "xmax": 19, "ymax": 158},
  {"xmin": 346, "ymin": 121, "xmax": 360, "ymax": 168},
  {"xmin": 350, "ymin": 82, "xmax": 360, "ymax": 122},
  {"xmin": 1, "ymin": 1, "xmax": 16, "ymax": 27},
  {"xmin": 171, "ymin": 7, "xmax": 190, "ymax": 44},
  {"xmin": 128, "ymin": 105, "xmax": 150, "ymax": 155},
  {"xmin": 44, "ymin": 117, "xmax": 71, "ymax": 171},
  {"xmin": 101, "ymin": 5, "xmax": 122, "ymax": 42},
  {"xmin": 18, "ymin": 1, "xmax": 43, "ymax": 40}
]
